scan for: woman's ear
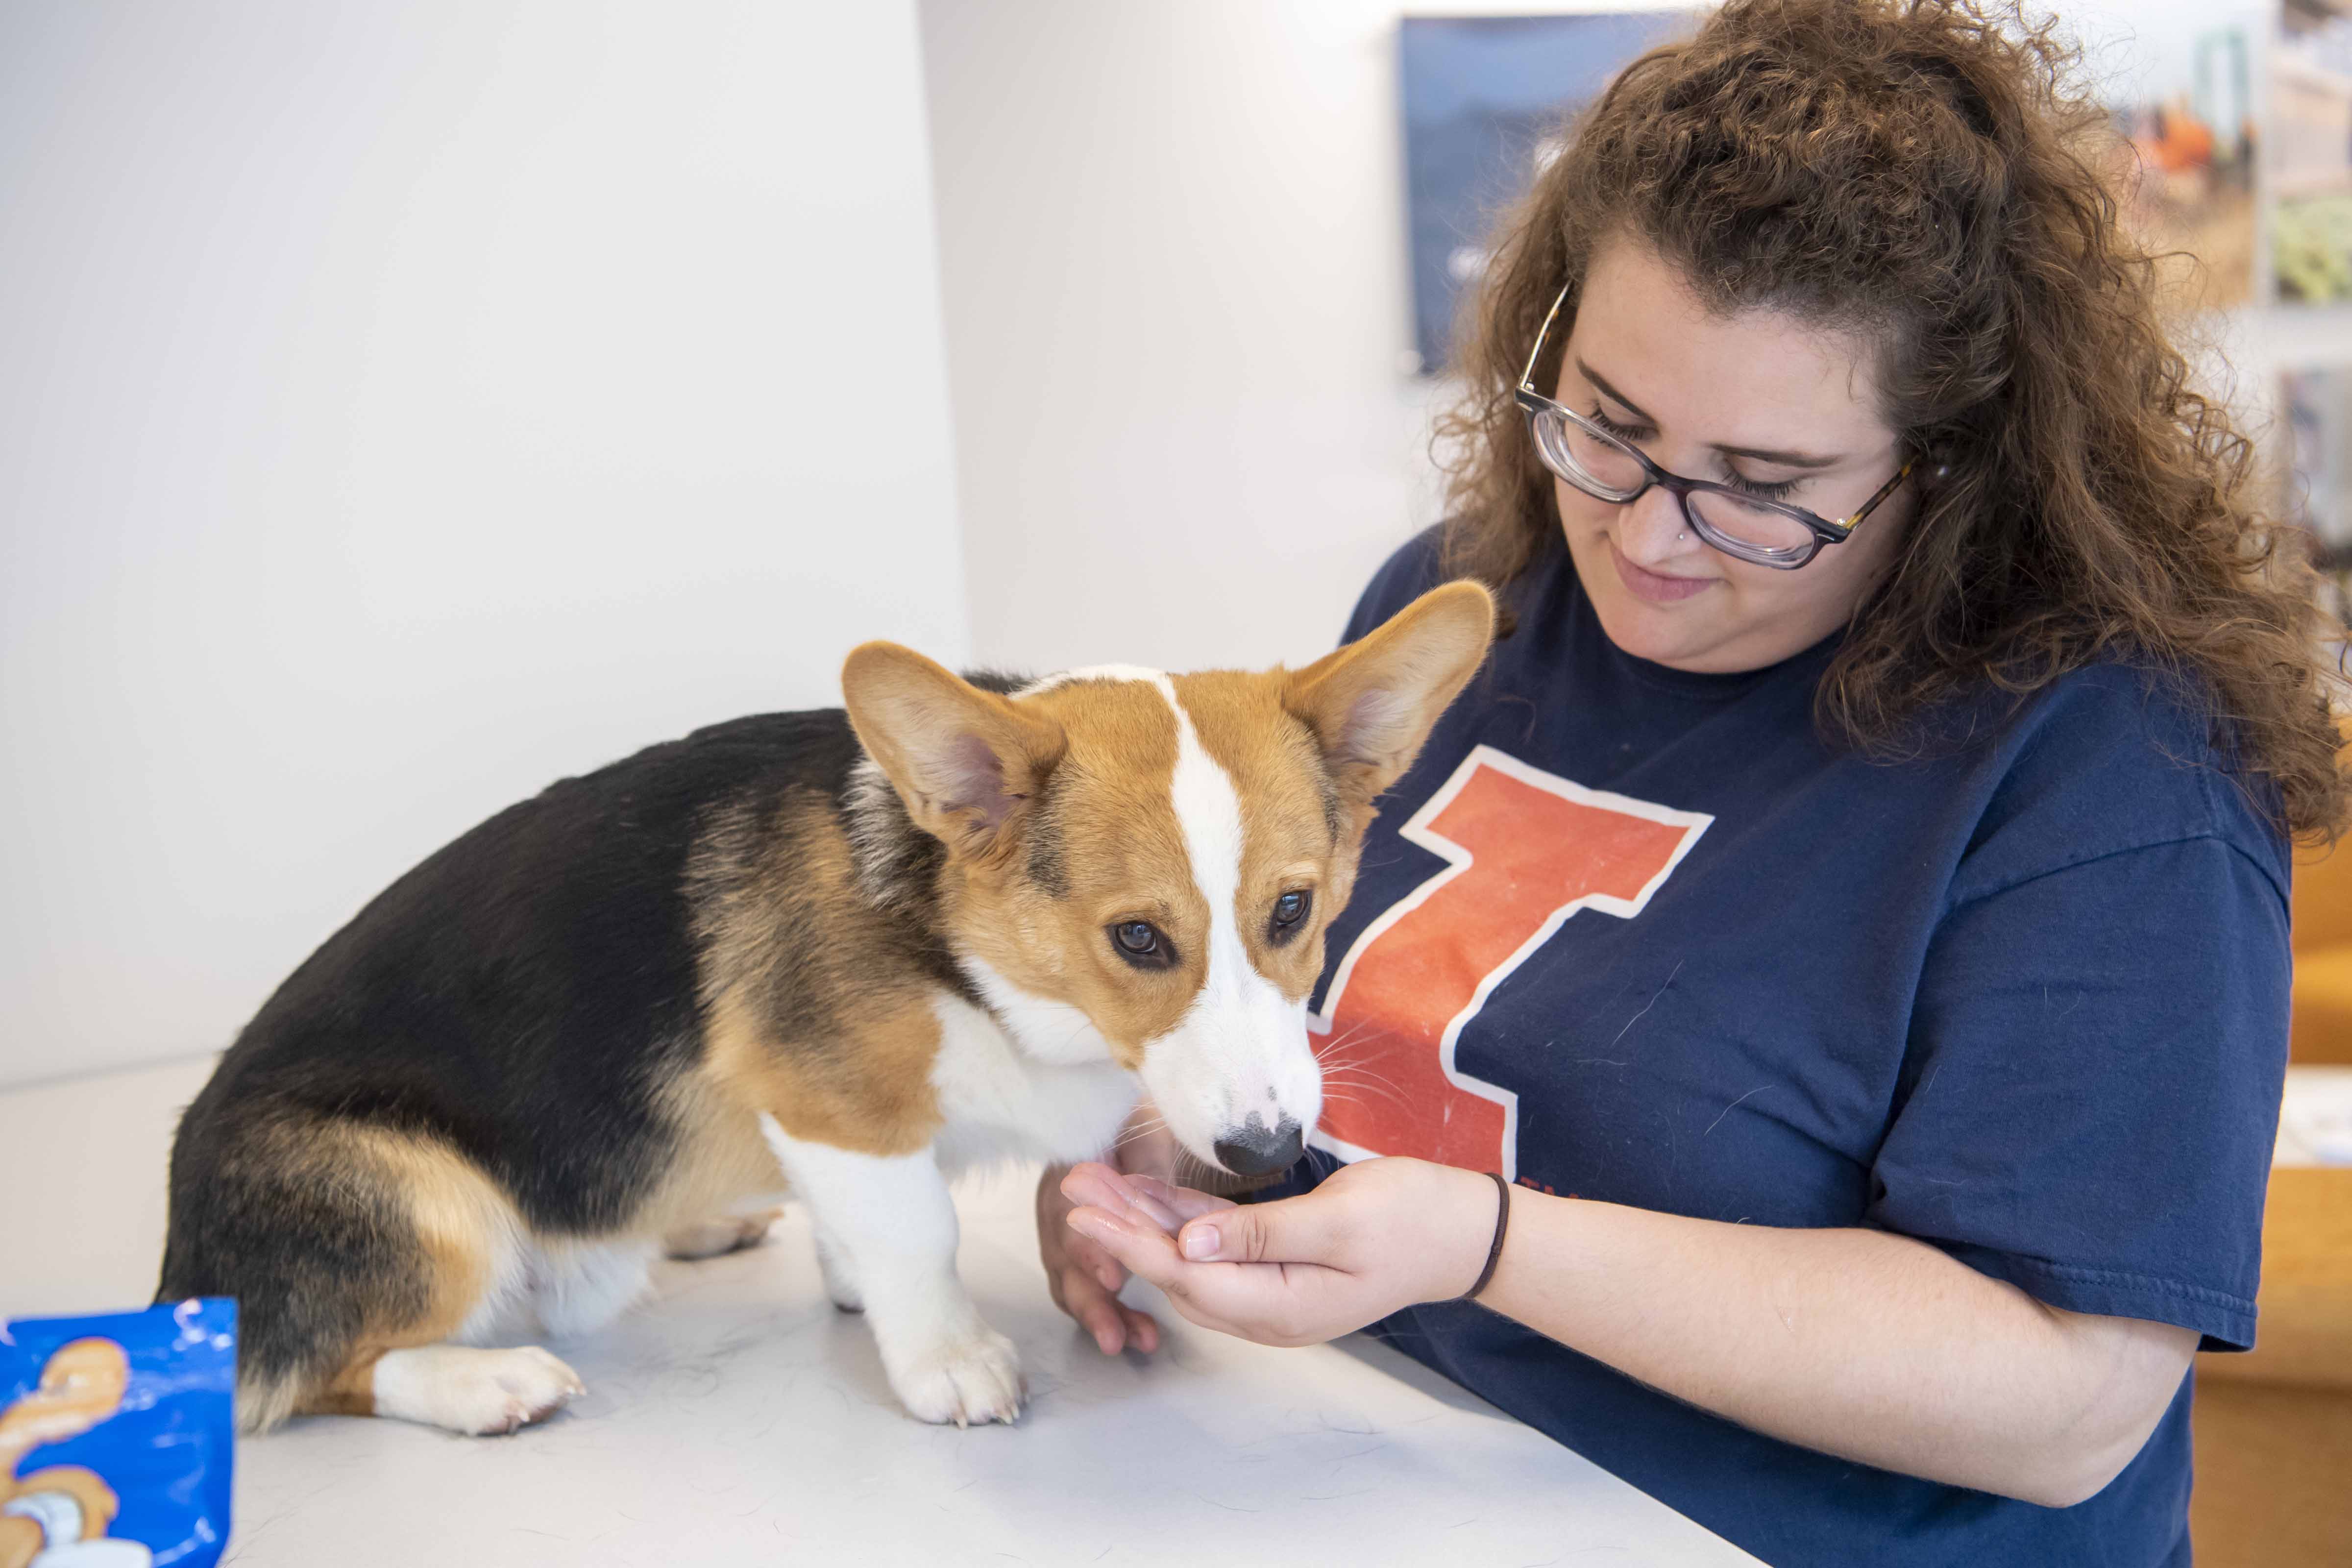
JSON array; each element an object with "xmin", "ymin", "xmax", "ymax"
[
  {"xmin": 841, "ymin": 644, "xmax": 1066, "ymax": 858},
  {"xmin": 1283, "ymin": 581, "xmax": 1496, "ymax": 813}
]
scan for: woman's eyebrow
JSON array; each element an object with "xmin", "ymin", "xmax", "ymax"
[{"xmin": 1576, "ymin": 356, "xmax": 1844, "ymax": 470}]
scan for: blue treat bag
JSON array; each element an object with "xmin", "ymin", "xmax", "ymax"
[{"xmin": 0, "ymin": 1299, "xmax": 235, "ymax": 1568}]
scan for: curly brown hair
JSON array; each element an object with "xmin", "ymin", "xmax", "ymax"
[{"xmin": 1436, "ymin": 0, "xmax": 2348, "ymax": 840}]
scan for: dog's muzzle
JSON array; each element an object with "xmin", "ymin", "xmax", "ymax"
[{"xmin": 1213, "ymin": 1118, "xmax": 1304, "ymax": 1177}]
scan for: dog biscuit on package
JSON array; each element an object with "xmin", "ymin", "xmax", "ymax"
[{"xmin": 0, "ymin": 1299, "xmax": 234, "ymax": 1568}]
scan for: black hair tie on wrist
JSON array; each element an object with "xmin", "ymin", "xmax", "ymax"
[{"xmin": 1459, "ymin": 1170, "xmax": 1511, "ymax": 1301}]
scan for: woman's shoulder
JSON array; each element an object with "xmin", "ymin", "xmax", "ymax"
[{"xmin": 1950, "ymin": 659, "xmax": 2291, "ymax": 909}]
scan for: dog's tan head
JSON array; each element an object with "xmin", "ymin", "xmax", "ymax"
[{"xmin": 842, "ymin": 582, "xmax": 1493, "ymax": 1176}]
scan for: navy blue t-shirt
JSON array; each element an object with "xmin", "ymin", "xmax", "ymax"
[{"xmin": 1269, "ymin": 529, "xmax": 2289, "ymax": 1567}]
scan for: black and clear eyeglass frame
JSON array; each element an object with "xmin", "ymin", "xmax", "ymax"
[{"xmin": 1514, "ymin": 283, "xmax": 1914, "ymax": 570}]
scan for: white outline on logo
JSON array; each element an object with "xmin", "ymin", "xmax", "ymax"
[{"xmin": 1306, "ymin": 745, "xmax": 1711, "ymax": 1181}]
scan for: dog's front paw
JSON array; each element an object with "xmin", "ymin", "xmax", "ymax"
[{"xmin": 887, "ymin": 1324, "xmax": 1024, "ymax": 1427}]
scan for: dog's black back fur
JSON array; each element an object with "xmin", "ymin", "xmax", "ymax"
[{"xmin": 167, "ymin": 711, "xmax": 842, "ymax": 1237}]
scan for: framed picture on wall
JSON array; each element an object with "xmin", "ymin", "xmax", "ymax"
[{"xmin": 1397, "ymin": 10, "xmax": 1693, "ymax": 375}]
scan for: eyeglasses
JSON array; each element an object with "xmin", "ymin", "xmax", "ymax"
[{"xmin": 1515, "ymin": 283, "xmax": 1913, "ymax": 570}]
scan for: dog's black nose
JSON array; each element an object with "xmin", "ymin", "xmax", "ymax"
[{"xmin": 1213, "ymin": 1119, "xmax": 1304, "ymax": 1177}]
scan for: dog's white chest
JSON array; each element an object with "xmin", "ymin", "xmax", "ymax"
[{"xmin": 927, "ymin": 993, "xmax": 1139, "ymax": 1171}]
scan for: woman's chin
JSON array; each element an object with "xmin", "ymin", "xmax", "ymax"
[
  {"xmin": 1574, "ymin": 545, "xmax": 1719, "ymax": 667},
  {"xmin": 1590, "ymin": 597, "xmax": 1709, "ymax": 667}
]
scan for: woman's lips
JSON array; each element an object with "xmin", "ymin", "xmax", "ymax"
[{"xmin": 1609, "ymin": 538, "xmax": 1716, "ymax": 603}]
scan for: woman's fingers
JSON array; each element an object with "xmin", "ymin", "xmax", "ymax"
[
  {"xmin": 1061, "ymin": 1162, "xmax": 1242, "ymax": 1233},
  {"xmin": 1061, "ymin": 1161, "xmax": 1187, "ymax": 1233},
  {"xmin": 1038, "ymin": 1161, "xmax": 1159, "ymax": 1351},
  {"xmin": 1126, "ymin": 1173, "xmax": 1239, "ymax": 1224},
  {"xmin": 1119, "ymin": 1303, "xmax": 1162, "ymax": 1353},
  {"xmin": 1173, "ymin": 1186, "xmax": 1336, "ymax": 1266},
  {"xmin": 1067, "ymin": 1166, "xmax": 1448, "ymax": 1350},
  {"xmin": 1065, "ymin": 1213, "xmax": 1247, "ymax": 1334},
  {"xmin": 1047, "ymin": 1248, "xmax": 1162, "ymax": 1355},
  {"xmin": 1066, "ymin": 1203, "xmax": 1337, "ymax": 1340},
  {"xmin": 1063, "ymin": 1225, "xmax": 1125, "ymax": 1295},
  {"xmin": 1066, "ymin": 1203, "xmax": 1186, "ymax": 1283},
  {"xmin": 1060, "ymin": 1160, "xmax": 1134, "ymax": 1212},
  {"xmin": 1061, "ymin": 1268, "xmax": 1128, "ymax": 1354},
  {"xmin": 1081, "ymin": 1285, "xmax": 1162, "ymax": 1356},
  {"xmin": 1039, "ymin": 1164, "xmax": 1117, "ymax": 1292}
]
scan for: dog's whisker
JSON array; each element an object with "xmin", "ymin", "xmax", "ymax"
[
  {"xmin": 1323, "ymin": 1067, "xmax": 1409, "ymax": 1100},
  {"xmin": 1312, "ymin": 1021, "xmax": 1382, "ymax": 1058}
]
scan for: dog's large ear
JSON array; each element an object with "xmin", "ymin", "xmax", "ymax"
[
  {"xmin": 843, "ymin": 645, "xmax": 1066, "ymax": 858},
  {"xmin": 1283, "ymin": 580, "xmax": 1495, "ymax": 814}
]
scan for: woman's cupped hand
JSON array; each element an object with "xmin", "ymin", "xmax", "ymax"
[{"xmin": 1058, "ymin": 1156, "xmax": 1502, "ymax": 1349}]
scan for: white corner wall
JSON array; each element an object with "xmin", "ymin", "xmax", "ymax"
[{"xmin": 0, "ymin": 1, "xmax": 968, "ymax": 1090}]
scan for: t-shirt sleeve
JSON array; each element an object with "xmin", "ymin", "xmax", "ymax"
[
  {"xmin": 1339, "ymin": 525, "xmax": 1450, "ymax": 646},
  {"xmin": 1865, "ymin": 834, "xmax": 2289, "ymax": 1350}
]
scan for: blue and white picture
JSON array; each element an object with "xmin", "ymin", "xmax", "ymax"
[
  {"xmin": 2285, "ymin": 364, "xmax": 2352, "ymax": 551},
  {"xmin": 1399, "ymin": 11, "xmax": 1693, "ymax": 374}
]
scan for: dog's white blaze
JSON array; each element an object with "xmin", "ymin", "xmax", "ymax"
[{"xmin": 1138, "ymin": 676, "xmax": 1320, "ymax": 1163}]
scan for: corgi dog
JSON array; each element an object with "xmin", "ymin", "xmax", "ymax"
[{"xmin": 156, "ymin": 582, "xmax": 1494, "ymax": 1435}]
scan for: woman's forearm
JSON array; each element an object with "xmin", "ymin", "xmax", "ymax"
[{"xmin": 1480, "ymin": 1192, "xmax": 2197, "ymax": 1507}]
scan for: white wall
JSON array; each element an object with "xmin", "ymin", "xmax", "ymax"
[
  {"xmin": 919, "ymin": 0, "xmax": 1624, "ymax": 680},
  {"xmin": 0, "ymin": 1, "xmax": 969, "ymax": 1090}
]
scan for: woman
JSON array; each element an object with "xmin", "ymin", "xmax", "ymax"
[{"xmin": 1036, "ymin": 1, "xmax": 2344, "ymax": 1563}]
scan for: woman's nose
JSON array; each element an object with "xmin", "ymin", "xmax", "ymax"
[{"xmin": 1615, "ymin": 484, "xmax": 1693, "ymax": 566}]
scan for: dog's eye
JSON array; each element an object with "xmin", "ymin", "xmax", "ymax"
[
  {"xmin": 1108, "ymin": 920, "xmax": 1173, "ymax": 969},
  {"xmin": 1267, "ymin": 889, "xmax": 1312, "ymax": 944}
]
